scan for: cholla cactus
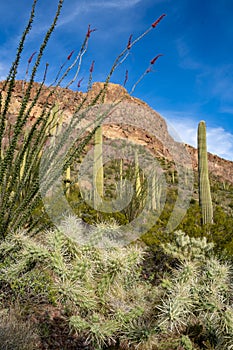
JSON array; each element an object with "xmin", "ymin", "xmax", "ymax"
[
  {"xmin": 162, "ymin": 230, "xmax": 214, "ymax": 261},
  {"xmin": 69, "ymin": 314, "xmax": 119, "ymax": 349},
  {"xmin": 0, "ymin": 219, "xmax": 156, "ymax": 349},
  {"xmin": 1, "ymin": 224, "xmax": 232, "ymax": 349},
  {"xmin": 157, "ymin": 232, "xmax": 233, "ymax": 349}
]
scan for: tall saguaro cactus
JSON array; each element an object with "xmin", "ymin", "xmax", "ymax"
[
  {"xmin": 151, "ymin": 167, "xmax": 162, "ymax": 211},
  {"xmin": 93, "ymin": 125, "xmax": 104, "ymax": 207},
  {"xmin": 197, "ymin": 121, "xmax": 213, "ymax": 225},
  {"xmin": 65, "ymin": 166, "xmax": 71, "ymax": 196},
  {"xmin": 134, "ymin": 150, "xmax": 141, "ymax": 197}
]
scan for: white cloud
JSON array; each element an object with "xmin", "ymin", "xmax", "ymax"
[
  {"xmin": 195, "ymin": 64, "xmax": 233, "ymax": 107},
  {"xmin": 206, "ymin": 127, "xmax": 233, "ymax": 160},
  {"xmin": 211, "ymin": 65, "xmax": 233, "ymax": 103},
  {"xmin": 163, "ymin": 113, "xmax": 198, "ymax": 145},
  {"xmin": 175, "ymin": 37, "xmax": 203, "ymax": 71},
  {"xmin": 58, "ymin": 0, "xmax": 142, "ymax": 27},
  {"xmin": 160, "ymin": 111, "xmax": 233, "ymax": 161},
  {"xmin": 176, "ymin": 37, "xmax": 233, "ymax": 111},
  {"xmin": 219, "ymin": 105, "xmax": 233, "ymax": 115},
  {"xmin": 93, "ymin": 0, "xmax": 142, "ymax": 8},
  {"xmin": 0, "ymin": 62, "xmax": 9, "ymax": 81}
]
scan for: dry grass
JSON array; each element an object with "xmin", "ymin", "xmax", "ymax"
[{"xmin": 0, "ymin": 306, "xmax": 40, "ymax": 350}]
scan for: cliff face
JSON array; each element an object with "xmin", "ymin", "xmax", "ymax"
[
  {"xmin": 185, "ymin": 144, "xmax": 233, "ymax": 184},
  {"xmin": 1, "ymin": 80, "xmax": 232, "ymax": 184}
]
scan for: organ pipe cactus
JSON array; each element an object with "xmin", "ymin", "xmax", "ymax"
[{"xmin": 197, "ymin": 121, "xmax": 213, "ymax": 225}]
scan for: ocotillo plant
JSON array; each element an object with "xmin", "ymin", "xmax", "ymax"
[
  {"xmin": 197, "ymin": 120, "xmax": 213, "ymax": 225},
  {"xmin": 0, "ymin": 0, "xmax": 166, "ymax": 237}
]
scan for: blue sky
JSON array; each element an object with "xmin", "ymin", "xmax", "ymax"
[{"xmin": 0, "ymin": 0, "xmax": 233, "ymax": 161}]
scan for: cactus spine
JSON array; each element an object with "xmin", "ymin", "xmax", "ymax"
[{"xmin": 197, "ymin": 121, "xmax": 213, "ymax": 225}]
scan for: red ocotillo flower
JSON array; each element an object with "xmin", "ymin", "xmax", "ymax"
[
  {"xmin": 90, "ymin": 60, "xmax": 95, "ymax": 73},
  {"xmin": 151, "ymin": 14, "xmax": 166, "ymax": 28},
  {"xmin": 67, "ymin": 50, "xmax": 74, "ymax": 60},
  {"xmin": 77, "ymin": 77, "xmax": 84, "ymax": 88},
  {"xmin": 124, "ymin": 70, "xmax": 128, "ymax": 86},
  {"xmin": 127, "ymin": 34, "xmax": 133, "ymax": 50},
  {"xmin": 28, "ymin": 51, "xmax": 36, "ymax": 64},
  {"xmin": 150, "ymin": 54, "xmax": 163, "ymax": 65},
  {"xmin": 86, "ymin": 24, "xmax": 97, "ymax": 38},
  {"xmin": 146, "ymin": 67, "xmax": 152, "ymax": 74}
]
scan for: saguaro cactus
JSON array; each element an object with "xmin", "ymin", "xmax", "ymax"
[
  {"xmin": 93, "ymin": 125, "xmax": 104, "ymax": 207},
  {"xmin": 134, "ymin": 150, "xmax": 141, "ymax": 197},
  {"xmin": 151, "ymin": 167, "xmax": 162, "ymax": 211},
  {"xmin": 65, "ymin": 166, "xmax": 71, "ymax": 196},
  {"xmin": 119, "ymin": 158, "xmax": 123, "ymax": 199},
  {"xmin": 197, "ymin": 120, "xmax": 213, "ymax": 225}
]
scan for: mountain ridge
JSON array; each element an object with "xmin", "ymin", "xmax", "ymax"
[{"xmin": 1, "ymin": 80, "xmax": 232, "ymax": 184}]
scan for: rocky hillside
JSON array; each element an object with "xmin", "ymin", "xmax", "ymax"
[{"xmin": 1, "ymin": 80, "xmax": 232, "ymax": 184}]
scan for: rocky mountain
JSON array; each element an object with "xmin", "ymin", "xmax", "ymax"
[{"xmin": 1, "ymin": 80, "xmax": 232, "ymax": 184}]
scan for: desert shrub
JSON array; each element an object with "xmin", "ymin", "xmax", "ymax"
[
  {"xmin": 210, "ymin": 206, "xmax": 233, "ymax": 259},
  {"xmin": 176, "ymin": 202, "xmax": 203, "ymax": 238}
]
